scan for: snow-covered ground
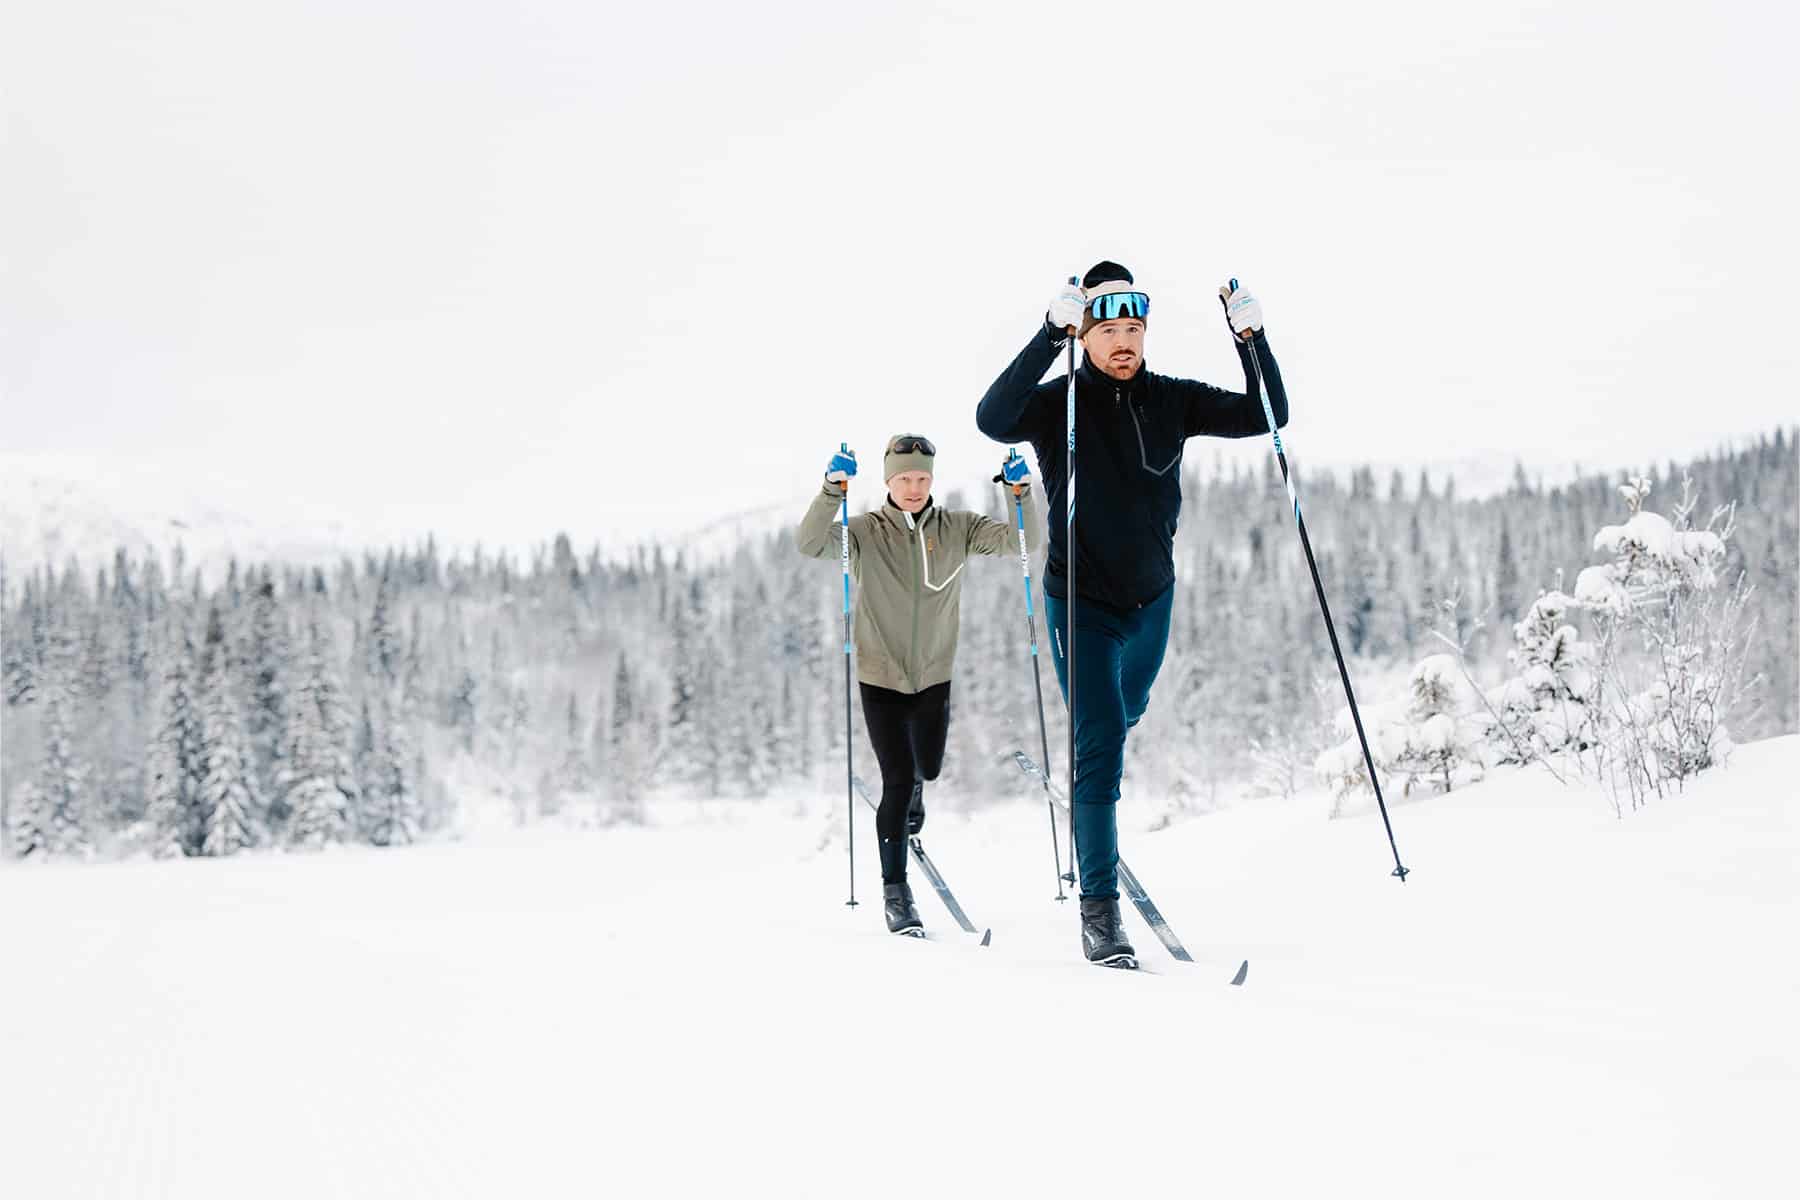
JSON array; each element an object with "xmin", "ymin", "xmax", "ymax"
[{"xmin": 2, "ymin": 739, "xmax": 1795, "ymax": 1198}]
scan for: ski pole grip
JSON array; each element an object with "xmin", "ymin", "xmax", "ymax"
[
  {"xmin": 1065, "ymin": 275, "xmax": 1080, "ymax": 336},
  {"xmin": 1220, "ymin": 277, "xmax": 1251, "ymax": 342}
]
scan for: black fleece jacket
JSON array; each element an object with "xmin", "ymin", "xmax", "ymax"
[{"xmin": 975, "ymin": 324, "xmax": 1288, "ymax": 612}]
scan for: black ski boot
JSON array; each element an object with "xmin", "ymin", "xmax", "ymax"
[
  {"xmin": 907, "ymin": 779, "xmax": 925, "ymax": 836},
  {"xmin": 884, "ymin": 881, "xmax": 924, "ymax": 937},
  {"xmin": 1079, "ymin": 897, "xmax": 1136, "ymax": 968}
]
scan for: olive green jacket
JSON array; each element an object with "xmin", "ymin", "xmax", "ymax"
[{"xmin": 797, "ymin": 479, "xmax": 1043, "ymax": 694}]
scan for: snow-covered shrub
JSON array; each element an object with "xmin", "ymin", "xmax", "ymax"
[
  {"xmin": 1317, "ymin": 653, "xmax": 1486, "ymax": 815},
  {"xmin": 1485, "ymin": 589, "xmax": 1598, "ymax": 765},
  {"xmin": 1573, "ymin": 476, "xmax": 1727, "ymax": 615},
  {"xmin": 6, "ymin": 782, "xmax": 52, "ymax": 859},
  {"xmin": 1247, "ymin": 677, "xmax": 1335, "ymax": 803},
  {"xmin": 1577, "ymin": 476, "xmax": 1755, "ymax": 810}
]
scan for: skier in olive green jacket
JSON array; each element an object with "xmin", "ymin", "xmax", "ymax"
[{"xmin": 797, "ymin": 433, "xmax": 1042, "ymax": 934}]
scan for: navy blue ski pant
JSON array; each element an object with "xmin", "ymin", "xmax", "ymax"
[{"xmin": 1043, "ymin": 582, "xmax": 1174, "ymax": 900}]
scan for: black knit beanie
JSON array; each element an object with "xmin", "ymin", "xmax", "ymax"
[
  {"xmin": 1078, "ymin": 261, "xmax": 1147, "ymax": 337},
  {"xmin": 1082, "ymin": 261, "xmax": 1133, "ymax": 289}
]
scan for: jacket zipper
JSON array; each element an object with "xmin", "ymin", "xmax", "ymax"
[{"xmin": 907, "ymin": 517, "xmax": 921, "ymax": 691}]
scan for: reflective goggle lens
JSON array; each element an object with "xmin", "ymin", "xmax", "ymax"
[
  {"xmin": 1088, "ymin": 292, "xmax": 1150, "ymax": 322},
  {"xmin": 889, "ymin": 435, "xmax": 936, "ymax": 456}
]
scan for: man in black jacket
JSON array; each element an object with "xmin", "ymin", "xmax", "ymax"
[{"xmin": 975, "ymin": 261, "xmax": 1289, "ymax": 966}]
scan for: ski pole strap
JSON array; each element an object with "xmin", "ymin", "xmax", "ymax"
[
  {"xmin": 839, "ymin": 469, "xmax": 852, "ymax": 649},
  {"xmin": 1013, "ymin": 488, "xmax": 1037, "ymax": 633}
]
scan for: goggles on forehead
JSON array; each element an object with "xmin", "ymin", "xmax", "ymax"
[
  {"xmin": 1088, "ymin": 291, "xmax": 1150, "ymax": 322},
  {"xmin": 888, "ymin": 434, "xmax": 936, "ymax": 456}
]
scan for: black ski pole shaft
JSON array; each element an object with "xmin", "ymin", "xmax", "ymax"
[
  {"xmin": 1224, "ymin": 281, "xmax": 1409, "ymax": 881},
  {"xmin": 1011, "ymin": 478, "xmax": 1066, "ymax": 900},
  {"xmin": 1062, "ymin": 284, "xmax": 1080, "ymax": 889},
  {"xmin": 839, "ymin": 445, "xmax": 858, "ymax": 906}
]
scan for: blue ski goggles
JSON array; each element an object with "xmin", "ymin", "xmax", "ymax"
[{"xmin": 1088, "ymin": 291, "xmax": 1150, "ymax": 322}]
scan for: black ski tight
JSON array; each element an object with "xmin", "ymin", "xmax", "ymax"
[{"xmin": 859, "ymin": 681, "xmax": 951, "ymax": 877}]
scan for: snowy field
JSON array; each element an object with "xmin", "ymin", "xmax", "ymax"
[{"xmin": 3, "ymin": 738, "xmax": 1795, "ymax": 1199}]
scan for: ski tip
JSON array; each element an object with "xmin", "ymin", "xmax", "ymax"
[
  {"xmin": 979, "ymin": 928, "xmax": 992, "ymax": 947},
  {"xmin": 1230, "ymin": 960, "xmax": 1249, "ymax": 986}
]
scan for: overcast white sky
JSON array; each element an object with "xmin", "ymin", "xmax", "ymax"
[{"xmin": 3, "ymin": 0, "xmax": 1795, "ymax": 552}]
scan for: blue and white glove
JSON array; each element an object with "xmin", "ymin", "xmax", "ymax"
[
  {"xmin": 825, "ymin": 447, "xmax": 857, "ymax": 484},
  {"xmin": 1220, "ymin": 282, "xmax": 1263, "ymax": 338},
  {"xmin": 1000, "ymin": 449, "xmax": 1031, "ymax": 486},
  {"xmin": 1046, "ymin": 278, "xmax": 1086, "ymax": 335}
]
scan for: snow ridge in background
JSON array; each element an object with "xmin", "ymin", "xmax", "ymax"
[{"xmin": 0, "ymin": 453, "xmax": 377, "ymax": 581}]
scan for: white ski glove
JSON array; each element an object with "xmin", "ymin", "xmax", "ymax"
[
  {"xmin": 1220, "ymin": 283, "xmax": 1263, "ymax": 338},
  {"xmin": 1046, "ymin": 278, "xmax": 1086, "ymax": 335}
]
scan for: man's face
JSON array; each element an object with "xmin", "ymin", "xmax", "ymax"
[
  {"xmin": 888, "ymin": 470, "xmax": 932, "ymax": 513},
  {"xmin": 1083, "ymin": 318, "xmax": 1145, "ymax": 381}
]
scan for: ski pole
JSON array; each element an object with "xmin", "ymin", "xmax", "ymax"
[
  {"xmin": 1062, "ymin": 281, "xmax": 1080, "ymax": 889},
  {"xmin": 1008, "ymin": 461, "xmax": 1066, "ymax": 901},
  {"xmin": 1223, "ymin": 281, "xmax": 1409, "ymax": 882},
  {"xmin": 840, "ymin": 444, "xmax": 858, "ymax": 907}
]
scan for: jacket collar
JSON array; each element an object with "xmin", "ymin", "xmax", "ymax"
[
  {"xmin": 1077, "ymin": 356, "xmax": 1148, "ymax": 396},
  {"xmin": 874, "ymin": 495, "xmax": 934, "ymax": 531}
]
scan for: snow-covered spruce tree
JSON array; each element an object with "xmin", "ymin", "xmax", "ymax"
[
  {"xmin": 662, "ymin": 575, "xmax": 709, "ymax": 792},
  {"xmin": 243, "ymin": 576, "xmax": 292, "ymax": 824},
  {"xmin": 37, "ymin": 654, "xmax": 91, "ymax": 857},
  {"xmin": 280, "ymin": 614, "xmax": 357, "ymax": 849},
  {"xmin": 608, "ymin": 651, "xmax": 660, "ymax": 823},
  {"xmin": 1485, "ymin": 589, "xmax": 1598, "ymax": 766},
  {"xmin": 360, "ymin": 690, "xmax": 421, "ymax": 847},
  {"xmin": 1573, "ymin": 475, "xmax": 1754, "ymax": 808},
  {"xmin": 1495, "ymin": 518, "xmax": 1523, "ymax": 626},
  {"xmin": 3, "ymin": 575, "xmax": 46, "ymax": 707},
  {"xmin": 142, "ymin": 625, "xmax": 202, "ymax": 857},
  {"xmin": 449, "ymin": 663, "xmax": 479, "ymax": 755},
  {"xmin": 1390, "ymin": 654, "xmax": 1487, "ymax": 797},
  {"xmin": 542, "ymin": 690, "xmax": 596, "ymax": 820},
  {"xmin": 196, "ymin": 605, "xmax": 259, "ymax": 856},
  {"xmin": 365, "ymin": 562, "xmax": 402, "ymax": 689}
]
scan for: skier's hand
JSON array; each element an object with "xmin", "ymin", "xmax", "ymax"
[
  {"xmin": 1219, "ymin": 282, "xmax": 1263, "ymax": 339},
  {"xmin": 1047, "ymin": 278, "xmax": 1086, "ymax": 336},
  {"xmin": 826, "ymin": 447, "xmax": 857, "ymax": 485},
  {"xmin": 997, "ymin": 449, "xmax": 1031, "ymax": 487}
]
